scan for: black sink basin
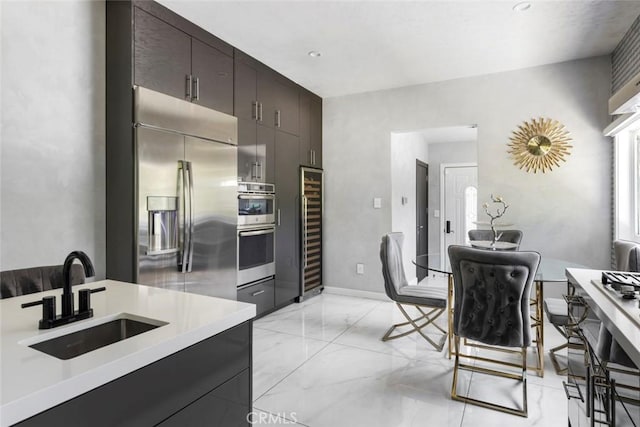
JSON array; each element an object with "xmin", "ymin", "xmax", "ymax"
[{"xmin": 29, "ymin": 316, "xmax": 167, "ymax": 360}]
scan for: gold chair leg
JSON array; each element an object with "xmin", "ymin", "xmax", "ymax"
[
  {"xmin": 451, "ymin": 335, "xmax": 529, "ymax": 417},
  {"xmin": 381, "ymin": 303, "xmax": 447, "ymax": 351}
]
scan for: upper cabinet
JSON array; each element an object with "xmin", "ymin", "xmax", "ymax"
[
  {"xmin": 134, "ymin": 7, "xmax": 233, "ymax": 115},
  {"xmin": 235, "ymin": 53, "xmax": 299, "ymax": 135},
  {"xmin": 299, "ymin": 90, "xmax": 323, "ymax": 168}
]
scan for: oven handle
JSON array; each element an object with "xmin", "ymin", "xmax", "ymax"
[
  {"xmin": 238, "ymin": 228, "xmax": 276, "ymax": 237},
  {"xmin": 238, "ymin": 194, "xmax": 275, "ymax": 200}
]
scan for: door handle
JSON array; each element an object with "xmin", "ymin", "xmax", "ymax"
[
  {"xmin": 186, "ymin": 161, "xmax": 195, "ymax": 272},
  {"xmin": 179, "ymin": 161, "xmax": 189, "ymax": 273},
  {"xmin": 446, "ymin": 220, "xmax": 453, "ymax": 234}
]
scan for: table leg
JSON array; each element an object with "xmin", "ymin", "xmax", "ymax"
[{"xmin": 534, "ymin": 280, "xmax": 544, "ymax": 377}]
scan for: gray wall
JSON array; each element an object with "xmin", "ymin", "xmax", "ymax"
[
  {"xmin": 324, "ymin": 56, "xmax": 612, "ymax": 293},
  {"xmin": 1, "ymin": 1, "xmax": 106, "ymax": 277}
]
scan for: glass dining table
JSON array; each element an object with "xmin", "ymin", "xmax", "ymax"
[{"xmin": 413, "ymin": 253, "xmax": 587, "ymax": 377}]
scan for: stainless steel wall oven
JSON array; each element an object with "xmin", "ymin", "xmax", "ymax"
[{"xmin": 237, "ymin": 183, "xmax": 276, "ymax": 286}]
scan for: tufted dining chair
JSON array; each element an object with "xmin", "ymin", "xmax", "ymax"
[
  {"xmin": 379, "ymin": 233, "xmax": 448, "ymax": 351},
  {"xmin": 468, "ymin": 229, "xmax": 523, "ymax": 250},
  {"xmin": 0, "ymin": 265, "xmax": 84, "ymax": 299},
  {"xmin": 448, "ymin": 245, "xmax": 540, "ymax": 417}
]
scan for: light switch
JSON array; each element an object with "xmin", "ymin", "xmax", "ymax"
[
  {"xmin": 356, "ymin": 263, "xmax": 364, "ymax": 274},
  {"xmin": 373, "ymin": 198, "xmax": 382, "ymax": 209},
  {"xmin": 401, "ymin": 196, "xmax": 408, "ymax": 205},
  {"xmin": 434, "ymin": 209, "xmax": 440, "ymax": 218}
]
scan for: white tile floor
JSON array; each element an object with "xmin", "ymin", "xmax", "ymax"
[{"xmin": 251, "ymin": 292, "xmax": 569, "ymax": 427}]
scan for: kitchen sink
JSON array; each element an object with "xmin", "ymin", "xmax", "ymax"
[{"xmin": 28, "ymin": 314, "xmax": 167, "ymax": 360}]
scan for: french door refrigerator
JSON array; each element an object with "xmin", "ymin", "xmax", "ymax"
[
  {"xmin": 300, "ymin": 167, "xmax": 323, "ymax": 299},
  {"xmin": 132, "ymin": 86, "xmax": 238, "ymax": 300}
]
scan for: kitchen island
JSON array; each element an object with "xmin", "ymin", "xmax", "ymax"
[{"xmin": 0, "ymin": 280, "xmax": 255, "ymax": 426}]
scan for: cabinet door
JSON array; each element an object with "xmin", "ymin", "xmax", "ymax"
[
  {"xmin": 257, "ymin": 124, "xmax": 275, "ymax": 184},
  {"xmin": 157, "ymin": 369, "xmax": 250, "ymax": 427},
  {"xmin": 191, "ymin": 38, "xmax": 233, "ymax": 115},
  {"xmin": 298, "ymin": 91, "xmax": 312, "ymax": 166},
  {"xmin": 273, "ymin": 80, "xmax": 299, "ymax": 136},
  {"xmin": 257, "ymin": 71, "xmax": 277, "ymax": 128},
  {"xmin": 234, "ymin": 59, "xmax": 258, "ymax": 122},
  {"xmin": 309, "ymin": 94, "xmax": 322, "ymax": 167},
  {"xmin": 134, "ymin": 7, "xmax": 191, "ymax": 101},
  {"xmin": 237, "ymin": 118, "xmax": 257, "ymax": 182},
  {"xmin": 275, "ymin": 131, "xmax": 300, "ymax": 305}
]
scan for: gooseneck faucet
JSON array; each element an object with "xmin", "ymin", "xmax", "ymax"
[
  {"xmin": 61, "ymin": 251, "xmax": 95, "ymax": 317},
  {"xmin": 22, "ymin": 250, "xmax": 104, "ymax": 329}
]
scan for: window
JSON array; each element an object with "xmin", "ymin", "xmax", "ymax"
[{"xmin": 614, "ymin": 125, "xmax": 640, "ymax": 243}]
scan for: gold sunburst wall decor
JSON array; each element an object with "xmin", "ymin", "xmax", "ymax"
[{"xmin": 507, "ymin": 117, "xmax": 573, "ymax": 173}]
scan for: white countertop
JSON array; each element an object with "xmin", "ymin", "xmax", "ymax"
[
  {"xmin": 566, "ymin": 268, "xmax": 640, "ymax": 368},
  {"xmin": 0, "ymin": 280, "xmax": 255, "ymax": 426}
]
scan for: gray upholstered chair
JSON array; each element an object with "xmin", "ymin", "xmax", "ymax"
[
  {"xmin": 448, "ymin": 245, "xmax": 540, "ymax": 417},
  {"xmin": 379, "ymin": 233, "xmax": 448, "ymax": 351},
  {"xmin": 0, "ymin": 265, "xmax": 84, "ymax": 299},
  {"xmin": 468, "ymin": 229, "xmax": 523, "ymax": 250}
]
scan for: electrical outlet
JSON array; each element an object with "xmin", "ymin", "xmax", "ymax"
[
  {"xmin": 373, "ymin": 198, "xmax": 382, "ymax": 209},
  {"xmin": 356, "ymin": 263, "xmax": 364, "ymax": 274}
]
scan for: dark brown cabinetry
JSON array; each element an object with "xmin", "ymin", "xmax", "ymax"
[
  {"xmin": 275, "ymin": 131, "xmax": 301, "ymax": 306},
  {"xmin": 299, "ymin": 90, "xmax": 323, "ymax": 167},
  {"xmin": 17, "ymin": 322, "xmax": 252, "ymax": 427},
  {"xmin": 134, "ymin": 5, "xmax": 233, "ymax": 114}
]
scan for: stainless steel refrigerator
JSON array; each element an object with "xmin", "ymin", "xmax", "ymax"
[{"xmin": 133, "ymin": 86, "xmax": 238, "ymax": 300}]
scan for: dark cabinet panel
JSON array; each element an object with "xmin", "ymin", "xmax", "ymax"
[
  {"xmin": 234, "ymin": 57, "xmax": 258, "ymax": 122},
  {"xmin": 275, "ymin": 131, "xmax": 301, "ymax": 305},
  {"xmin": 273, "ymin": 80, "xmax": 299, "ymax": 135},
  {"xmin": 257, "ymin": 124, "xmax": 275, "ymax": 184},
  {"xmin": 299, "ymin": 90, "xmax": 322, "ymax": 167},
  {"xmin": 158, "ymin": 369, "xmax": 250, "ymax": 427},
  {"xmin": 17, "ymin": 322, "xmax": 252, "ymax": 427},
  {"xmin": 134, "ymin": 7, "xmax": 191, "ymax": 101},
  {"xmin": 191, "ymin": 38, "xmax": 233, "ymax": 114},
  {"xmin": 237, "ymin": 278, "xmax": 275, "ymax": 318}
]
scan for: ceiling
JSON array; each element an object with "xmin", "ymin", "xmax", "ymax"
[{"xmin": 157, "ymin": 1, "xmax": 640, "ymax": 98}]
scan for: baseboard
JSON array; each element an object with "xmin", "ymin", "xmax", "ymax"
[{"xmin": 322, "ymin": 286, "xmax": 390, "ymax": 301}]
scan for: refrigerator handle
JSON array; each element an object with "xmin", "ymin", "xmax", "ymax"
[
  {"xmin": 179, "ymin": 161, "xmax": 189, "ymax": 273},
  {"xmin": 186, "ymin": 161, "xmax": 195, "ymax": 272}
]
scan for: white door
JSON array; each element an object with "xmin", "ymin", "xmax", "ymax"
[{"xmin": 442, "ymin": 165, "xmax": 478, "ymax": 270}]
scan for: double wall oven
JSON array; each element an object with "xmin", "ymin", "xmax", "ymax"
[{"xmin": 237, "ymin": 182, "xmax": 276, "ymax": 287}]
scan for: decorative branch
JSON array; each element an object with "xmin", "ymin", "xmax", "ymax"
[{"xmin": 482, "ymin": 194, "xmax": 509, "ymax": 244}]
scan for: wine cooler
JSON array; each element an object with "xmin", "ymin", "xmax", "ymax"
[{"xmin": 300, "ymin": 167, "xmax": 323, "ymax": 299}]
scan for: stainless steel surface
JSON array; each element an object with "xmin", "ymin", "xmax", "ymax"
[
  {"xmin": 237, "ymin": 182, "xmax": 276, "ymax": 226},
  {"xmin": 194, "ymin": 77, "xmax": 200, "ymax": 101},
  {"xmin": 277, "ymin": 208, "xmax": 281, "ymax": 226},
  {"xmin": 239, "ymin": 194, "xmax": 275, "ymax": 201},
  {"xmin": 239, "ymin": 228, "xmax": 275, "ymax": 237},
  {"xmin": 303, "ymin": 195, "xmax": 308, "ymax": 268},
  {"xmin": 300, "ymin": 167, "xmax": 324, "ymax": 297},
  {"xmin": 135, "ymin": 86, "xmax": 238, "ymax": 300},
  {"xmin": 134, "ymin": 86, "xmax": 237, "ymax": 146},
  {"xmin": 238, "ymin": 263, "xmax": 275, "ymax": 286},
  {"xmin": 28, "ymin": 316, "xmax": 167, "ymax": 360},
  {"xmin": 251, "ymin": 289, "xmax": 265, "ymax": 296}
]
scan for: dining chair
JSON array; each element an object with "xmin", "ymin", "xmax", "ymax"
[
  {"xmin": 468, "ymin": 229, "xmax": 523, "ymax": 250},
  {"xmin": 0, "ymin": 265, "xmax": 84, "ymax": 299},
  {"xmin": 448, "ymin": 245, "xmax": 540, "ymax": 417},
  {"xmin": 379, "ymin": 232, "xmax": 448, "ymax": 351}
]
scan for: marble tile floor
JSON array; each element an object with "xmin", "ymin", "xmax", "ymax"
[{"xmin": 252, "ymin": 293, "xmax": 568, "ymax": 427}]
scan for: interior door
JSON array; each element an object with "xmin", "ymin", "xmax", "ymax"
[
  {"xmin": 443, "ymin": 165, "xmax": 478, "ymax": 270},
  {"xmin": 416, "ymin": 161, "xmax": 428, "ymax": 281},
  {"xmin": 137, "ymin": 126, "xmax": 185, "ymax": 292},
  {"xmin": 184, "ymin": 136, "xmax": 238, "ymax": 300}
]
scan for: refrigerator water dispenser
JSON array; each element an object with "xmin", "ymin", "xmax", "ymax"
[{"xmin": 147, "ymin": 196, "xmax": 178, "ymax": 255}]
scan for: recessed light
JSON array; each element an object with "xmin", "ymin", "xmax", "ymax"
[
  {"xmin": 308, "ymin": 51, "xmax": 321, "ymax": 58},
  {"xmin": 512, "ymin": 2, "xmax": 531, "ymax": 12}
]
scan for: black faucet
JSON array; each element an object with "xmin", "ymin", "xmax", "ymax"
[
  {"xmin": 61, "ymin": 251, "xmax": 95, "ymax": 317},
  {"xmin": 22, "ymin": 251, "xmax": 105, "ymax": 329}
]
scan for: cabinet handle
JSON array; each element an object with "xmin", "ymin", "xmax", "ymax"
[
  {"xmin": 258, "ymin": 103, "xmax": 263, "ymax": 122},
  {"xmin": 259, "ymin": 162, "xmax": 263, "ymax": 180},
  {"xmin": 193, "ymin": 77, "xmax": 200, "ymax": 101},
  {"xmin": 275, "ymin": 110, "xmax": 281, "ymax": 128},
  {"xmin": 252, "ymin": 101, "xmax": 259, "ymax": 120},
  {"xmin": 312, "ymin": 150, "xmax": 316, "ymax": 165},
  {"xmin": 185, "ymin": 75, "xmax": 192, "ymax": 100},
  {"xmin": 251, "ymin": 290, "xmax": 265, "ymax": 297},
  {"xmin": 277, "ymin": 208, "xmax": 281, "ymax": 226}
]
